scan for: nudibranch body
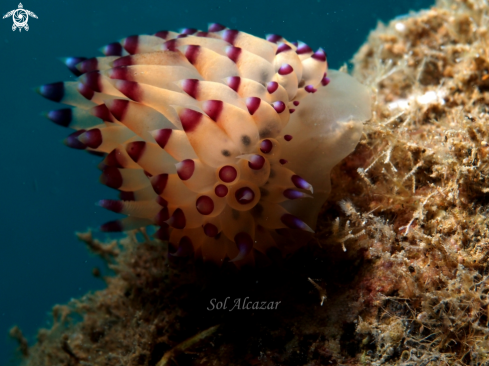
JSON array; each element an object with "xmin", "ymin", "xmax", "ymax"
[{"xmin": 38, "ymin": 24, "xmax": 371, "ymax": 265}]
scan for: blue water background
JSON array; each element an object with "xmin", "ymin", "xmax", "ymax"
[{"xmin": 0, "ymin": 0, "xmax": 433, "ymax": 364}]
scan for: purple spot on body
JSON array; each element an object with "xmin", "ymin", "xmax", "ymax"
[
  {"xmin": 126, "ymin": 141, "xmax": 146, "ymax": 162},
  {"xmin": 112, "ymin": 55, "xmax": 133, "ymax": 68},
  {"xmin": 248, "ymin": 155, "xmax": 265, "ymax": 170},
  {"xmin": 92, "ymin": 104, "xmax": 114, "ymax": 122},
  {"xmin": 266, "ymin": 34, "xmax": 283, "ymax": 43},
  {"xmin": 260, "ymin": 139, "xmax": 273, "ymax": 153},
  {"xmin": 185, "ymin": 45, "xmax": 200, "ymax": 65},
  {"xmin": 100, "ymin": 220, "xmax": 124, "ymax": 232},
  {"xmin": 219, "ymin": 166, "xmax": 237, "ymax": 183},
  {"xmin": 47, "ymin": 108, "xmax": 72, "ymax": 127},
  {"xmin": 64, "ymin": 57, "xmax": 87, "ymax": 76},
  {"xmin": 64, "ymin": 130, "xmax": 86, "ymax": 150},
  {"xmin": 79, "ymin": 129, "xmax": 102, "ymax": 148},
  {"xmin": 38, "ymin": 82, "xmax": 64, "ymax": 102},
  {"xmin": 154, "ymin": 30, "xmax": 169, "ymax": 39},
  {"xmin": 116, "ymin": 80, "xmax": 142, "ymax": 102},
  {"xmin": 196, "ymin": 195, "xmax": 214, "ymax": 215},
  {"xmin": 98, "ymin": 199, "xmax": 124, "ymax": 213},
  {"xmin": 235, "ymin": 187, "xmax": 255, "ymax": 205},
  {"xmin": 108, "ymin": 99, "xmax": 129, "ymax": 121},
  {"xmin": 230, "ymin": 232, "xmax": 253, "ymax": 262},
  {"xmin": 163, "ymin": 39, "xmax": 178, "ymax": 51},
  {"xmin": 296, "ymin": 42, "xmax": 313, "ymax": 55},
  {"xmin": 312, "ymin": 48, "xmax": 327, "ymax": 62},
  {"xmin": 215, "ymin": 184, "xmax": 228, "ymax": 197},
  {"xmin": 84, "ymin": 71, "xmax": 102, "ymax": 92},
  {"xmin": 208, "ymin": 23, "xmax": 226, "ymax": 32},
  {"xmin": 203, "ymin": 100, "xmax": 223, "ymax": 121},
  {"xmin": 321, "ymin": 75, "xmax": 331, "ymax": 86},
  {"xmin": 181, "ymin": 79, "xmax": 199, "ymax": 99},
  {"xmin": 150, "ymin": 174, "xmax": 169, "ymax": 194},
  {"xmin": 171, "ymin": 236, "xmax": 193, "ymax": 256},
  {"xmin": 278, "ymin": 64, "xmax": 293, "ymax": 75},
  {"xmin": 267, "ymin": 81, "xmax": 278, "ymax": 94},
  {"xmin": 77, "ymin": 82, "xmax": 95, "ymax": 100},
  {"xmin": 154, "ymin": 129, "xmax": 172, "ymax": 149},
  {"xmin": 276, "ymin": 43, "xmax": 292, "ymax": 54},
  {"xmin": 203, "ymin": 223, "xmax": 219, "ymax": 237},
  {"xmin": 281, "ymin": 213, "xmax": 313, "ymax": 232},
  {"xmin": 100, "ymin": 166, "xmax": 123, "ymax": 189},
  {"xmin": 155, "ymin": 225, "xmax": 169, "ymax": 241},
  {"xmin": 123, "ymin": 35, "xmax": 139, "ymax": 54},
  {"xmin": 305, "ymin": 85, "xmax": 317, "ymax": 93},
  {"xmin": 227, "ymin": 76, "xmax": 241, "ymax": 91},
  {"xmin": 291, "ymin": 174, "xmax": 313, "ymax": 192},
  {"xmin": 179, "ymin": 109, "xmax": 203, "ymax": 133},
  {"xmin": 283, "ymin": 189, "xmax": 307, "ymax": 199},
  {"xmin": 223, "ymin": 29, "xmax": 239, "ymax": 44},
  {"xmin": 168, "ymin": 208, "xmax": 186, "ymax": 229},
  {"xmin": 103, "ymin": 42, "xmax": 123, "ymax": 56},
  {"xmin": 273, "ymin": 101, "xmax": 286, "ymax": 113},
  {"xmin": 246, "ymin": 97, "xmax": 261, "ymax": 115},
  {"xmin": 176, "ymin": 159, "xmax": 195, "ymax": 181},
  {"xmin": 105, "ymin": 150, "xmax": 124, "ymax": 168},
  {"xmin": 226, "ymin": 45, "xmax": 242, "ymax": 63},
  {"xmin": 154, "ymin": 207, "xmax": 170, "ymax": 225},
  {"xmin": 157, "ymin": 196, "xmax": 168, "ymax": 207},
  {"xmin": 78, "ymin": 58, "xmax": 98, "ymax": 74},
  {"xmin": 181, "ymin": 28, "xmax": 198, "ymax": 35}
]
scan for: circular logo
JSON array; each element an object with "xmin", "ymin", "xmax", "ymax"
[{"xmin": 12, "ymin": 8, "xmax": 28, "ymax": 28}]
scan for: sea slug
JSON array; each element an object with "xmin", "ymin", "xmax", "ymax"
[{"xmin": 37, "ymin": 24, "xmax": 371, "ymax": 265}]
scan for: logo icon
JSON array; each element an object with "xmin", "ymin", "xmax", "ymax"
[{"xmin": 3, "ymin": 3, "xmax": 37, "ymax": 32}]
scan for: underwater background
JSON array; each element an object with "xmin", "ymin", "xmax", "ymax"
[{"xmin": 0, "ymin": 0, "xmax": 433, "ymax": 364}]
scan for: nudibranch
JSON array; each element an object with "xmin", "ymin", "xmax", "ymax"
[{"xmin": 37, "ymin": 24, "xmax": 371, "ymax": 265}]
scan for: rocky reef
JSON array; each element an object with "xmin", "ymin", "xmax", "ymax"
[{"xmin": 12, "ymin": 0, "xmax": 489, "ymax": 364}]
